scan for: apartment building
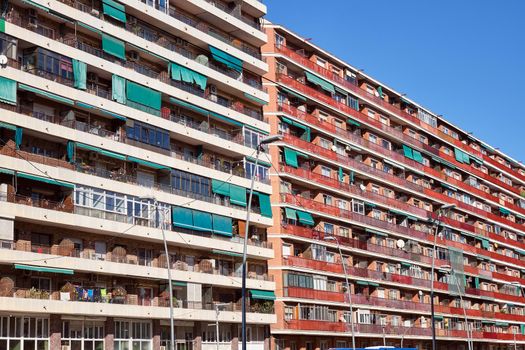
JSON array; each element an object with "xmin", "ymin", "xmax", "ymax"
[
  {"xmin": 263, "ymin": 23, "xmax": 525, "ymax": 350},
  {"xmin": 0, "ymin": 0, "xmax": 276, "ymax": 349}
]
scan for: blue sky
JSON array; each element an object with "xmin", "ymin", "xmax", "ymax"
[{"xmin": 264, "ymin": 0, "xmax": 524, "ymax": 161}]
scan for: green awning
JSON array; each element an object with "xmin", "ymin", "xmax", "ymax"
[
  {"xmin": 377, "ymin": 86, "xmax": 383, "ymax": 98},
  {"xmin": 212, "ymin": 179, "xmax": 230, "ymax": 197},
  {"xmin": 367, "ymin": 282, "xmax": 380, "ymax": 287},
  {"xmin": 99, "ymin": 108, "xmax": 126, "ymax": 121},
  {"xmin": 0, "ymin": 77, "xmax": 17, "ymax": 105},
  {"xmin": 474, "ymin": 277, "xmax": 480, "ymax": 289},
  {"xmin": 244, "ymin": 93, "xmax": 267, "ymax": 106},
  {"xmin": 0, "ymin": 168, "xmax": 14, "ymax": 175},
  {"xmin": 284, "ymin": 147, "xmax": 298, "ymax": 168},
  {"xmin": 280, "ymin": 87, "xmax": 306, "ymax": 102},
  {"xmin": 15, "ymin": 127, "xmax": 22, "ymax": 149},
  {"xmin": 170, "ymin": 62, "xmax": 207, "ymax": 90},
  {"xmin": 256, "ymin": 192, "xmax": 272, "ymax": 218},
  {"xmin": 0, "ymin": 18, "xmax": 5, "ymax": 33},
  {"xmin": 347, "ymin": 118, "xmax": 361, "ymax": 127},
  {"xmin": 296, "ymin": 210, "xmax": 314, "ymax": 226},
  {"xmin": 495, "ymin": 322, "xmax": 509, "ymax": 327},
  {"xmin": 402, "ymin": 145, "xmax": 414, "ymax": 159},
  {"xmin": 441, "ymin": 182, "xmax": 457, "ymax": 191},
  {"xmin": 170, "ymin": 98, "xmax": 242, "ymax": 127},
  {"xmin": 19, "ymin": 84, "xmax": 74, "ymax": 105},
  {"xmin": 211, "ymin": 179, "xmax": 230, "ymax": 197},
  {"xmin": 338, "ymin": 167, "xmax": 344, "ymax": 182},
  {"xmin": 17, "ymin": 172, "xmax": 74, "ymax": 189},
  {"xmin": 102, "ymin": 33, "xmax": 126, "ymax": 60},
  {"xmin": 0, "ymin": 121, "xmax": 16, "ymax": 131},
  {"xmin": 515, "ymin": 248, "xmax": 525, "ymax": 256},
  {"xmin": 305, "ymin": 71, "xmax": 335, "ymax": 94},
  {"xmin": 212, "ymin": 214, "xmax": 233, "ymax": 237},
  {"xmin": 280, "ymin": 117, "xmax": 311, "ymax": 142},
  {"xmin": 212, "ymin": 249, "xmax": 241, "ymax": 257},
  {"xmin": 249, "ymin": 289, "xmax": 276, "ymax": 301},
  {"xmin": 76, "ymin": 143, "xmax": 127, "ymax": 161},
  {"xmin": 365, "ymin": 202, "xmax": 376, "ymax": 208},
  {"xmin": 21, "ymin": 0, "xmax": 49, "ymax": 11},
  {"xmin": 229, "ymin": 184, "xmax": 247, "ymax": 207},
  {"xmin": 209, "ymin": 45, "xmax": 243, "ymax": 73},
  {"xmin": 126, "ymin": 81, "xmax": 161, "ymax": 111},
  {"xmin": 356, "ymin": 280, "xmax": 368, "ymax": 286},
  {"xmin": 482, "ymin": 320, "xmax": 496, "ymax": 325},
  {"xmin": 366, "ymin": 228, "xmax": 387, "ymax": 237},
  {"xmin": 285, "ymin": 207, "xmax": 297, "ymax": 220},
  {"xmin": 471, "ymin": 156, "xmax": 483, "ymax": 165},
  {"xmin": 401, "ymin": 262, "xmax": 412, "ymax": 267},
  {"xmin": 127, "ymin": 156, "xmax": 169, "ymax": 170},
  {"xmin": 412, "ymin": 150, "xmax": 424, "ymax": 163},
  {"xmin": 245, "ymin": 156, "xmax": 272, "ymax": 168},
  {"xmin": 66, "ymin": 141, "xmax": 75, "ymax": 163},
  {"xmin": 481, "ymin": 238, "xmax": 490, "ymax": 249},
  {"xmin": 389, "ymin": 209, "xmax": 406, "ymax": 216},
  {"xmin": 77, "ymin": 22, "xmax": 101, "ymax": 34},
  {"xmin": 172, "ymin": 206, "xmax": 193, "ymax": 230},
  {"xmin": 14, "ymin": 264, "xmax": 73, "ymax": 275},
  {"xmin": 192, "ymin": 210, "xmax": 212, "ymax": 232},
  {"xmin": 111, "ymin": 75, "xmax": 126, "ymax": 104},
  {"xmin": 172, "ymin": 281, "xmax": 187, "ymax": 287},
  {"xmin": 102, "ymin": 0, "xmax": 126, "ymax": 23},
  {"xmin": 434, "ymin": 315, "xmax": 444, "ymax": 321},
  {"xmin": 499, "ymin": 207, "xmax": 511, "ymax": 215}
]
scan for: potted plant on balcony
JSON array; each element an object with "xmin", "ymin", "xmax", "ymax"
[{"xmin": 111, "ymin": 286, "xmax": 127, "ymax": 304}]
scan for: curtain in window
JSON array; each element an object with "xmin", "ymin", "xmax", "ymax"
[
  {"xmin": 111, "ymin": 75, "xmax": 126, "ymax": 104},
  {"xmin": 72, "ymin": 59, "xmax": 87, "ymax": 90}
]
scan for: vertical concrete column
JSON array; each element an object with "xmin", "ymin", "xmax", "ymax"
[
  {"xmin": 105, "ymin": 317, "xmax": 114, "ymax": 350},
  {"xmin": 152, "ymin": 319, "xmax": 161, "ymax": 350},
  {"xmin": 49, "ymin": 314, "xmax": 61, "ymax": 350},
  {"xmin": 193, "ymin": 322, "xmax": 202, "ymax": 350}
]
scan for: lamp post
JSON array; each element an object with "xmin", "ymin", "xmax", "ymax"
[
  {"xmin": 143, "ymin": 198, "xmax": 175, "ymax": 350},
  {"xmin": 511, "ymin": 282, "xmax": 524, "ymax": 350},
  {"xmin": 213, "ymin": 303, "xmax": 230, "ymax": 350},
  {"xmin": 429, "ymin": 203, "xmax": 456, "ymax": 350},
  {"xmin": 440, "ymin": 265, "xmax": 472, "ymax": 350},
  {"xmin": 324, "ymin": 234, "xmax": 356, "ymax": 350},
  {"xmin": 241, "ymin": 135, "xmax": 282, "ymax": 350}
]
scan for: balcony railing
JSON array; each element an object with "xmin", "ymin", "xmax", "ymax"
[{"xmin": 201, "ymin": 0, "xmax": 262, "ymax": 31}]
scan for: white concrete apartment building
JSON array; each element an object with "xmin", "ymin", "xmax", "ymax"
[{"xmin": 0, "ymin": 0, "xmax": 275, "ymax": 349}]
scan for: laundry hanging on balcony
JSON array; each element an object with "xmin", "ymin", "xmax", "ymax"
[
  {"xmin": 72, "ymin": 59, "xmax": 87, "ymax": 90},
  {"xmin": 102, "ymin": 34, "xmax": 126, "ymax": 60},
  {"xmin": 0, "ymin": 77, "xmax": 17, "ymax": 105},
  {"xmin": 169, "ymin": 62, "xmax": 207, "ymax": 90},
  {"xmin": 102, "ymin": 0, "xmax": 126, "ymax": 23},
  {"xmin": 209, "ymin": 45, "xmax": 243, "ymax": 73}
]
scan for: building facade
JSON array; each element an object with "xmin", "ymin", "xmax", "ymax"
[
  {"xmin": 263, "ymin": 23, "xmax": 525, "ymax": 350},
  {"xmin": 0, "ymin": 0, "xmax": 276, "ymax": 349}
]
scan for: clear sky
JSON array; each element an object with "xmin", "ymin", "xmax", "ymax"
[{"xmin": 264, "ymin": 0, "xmax": 525, "ymax": 162}]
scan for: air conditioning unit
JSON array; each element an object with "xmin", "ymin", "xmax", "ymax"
[
  {"xmin": 209, "ymin": 84, "xmax": 217, "ymax": 94},
  {"xmin": 87, "ymin": 72, "xmax": 98, "ymax": 83},
  {"xmin": 129, "ymin": 50, "xmax": 140, "ymax": 62},
  {"xmin": 90, "ymin": 8, "xmax": 99, "ymax": 17}
]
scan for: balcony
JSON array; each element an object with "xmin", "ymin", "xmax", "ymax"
[
  {"xmin": 201, "ymin": 0, "xmax": 263, "ymax": 31},
  {"xmin": 276, "ymin": 77, "xmax": 525, "ymax": 204},
  {"xmin": 274, "ymin": 45, "xmax": 489, "ymax": 163}
]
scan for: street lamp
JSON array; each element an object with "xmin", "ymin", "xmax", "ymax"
[
  {"xmin": 429, "ymin": 203, "xmax": 456, "ymax": 350},
  {"xmin": 324, "ymin": 234, "xmax": 356, "ymax": 350},
  {"xmin": 209, "ymin": 303, "xmax": 230, "ymax": 350},
  {"xmin": 511, "ymin": 282, "xmax": 524, "ymax": 350},
  {"xmin": 141, "ymin": 198, "xmax": 175, "ymax": 350},
  {"xmin": 440, "ymin": 265, "xmax": 472, "ymax": 350},
  {"xmin": 241, "ymin": 134, "xmax": 282, "ymax": 350}
]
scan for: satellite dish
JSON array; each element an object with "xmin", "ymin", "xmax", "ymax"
[
  {"xmin": 396, "ymin": 239, "xmax": 406, "ymax": 249},
  {"xmin": 359, "ymin": 184, "xmax": 366, "ymax": 191},
  {"xmin": 0, "ymin": 55, "xmax": 7, "ymax": 65},
  {"xmin": 331, "ymin": 145, "xmax": 337, "ymax": 152},
  {"xmin": 418, "ymin": 290, "xmax": 423, "ymax": 296}
]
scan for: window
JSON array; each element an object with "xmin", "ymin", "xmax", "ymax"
[
  {"xmin": 284, "ymin": 307, "xmax": 293, "ymax": 321},
  {"xmin": 246, "ymin": 161, "xmax": 269, "ymax": 182},
  {"xmin": 275, "ymin": 34, "xmax": 285, "ymax": 48},
  {"xmin": 316, "ymin": 57, "xmax": 326, "ymax": 68},
  {"xmin": 338, "ymin": 227, "xmax": 350, "ymax": 238},
  {"xmin": 381, "ymin": 139, "xmax": 391, "ymax": 150},
  {"xmin": 62, "ymin": 320, "xmax": 104, "ymax": 350},
  {"xmin": 379, "ymin": 116, "xmax": 389, "ymax": 125},
  {"xmin": 244, "ymin": 128, "xmax": 264, "ymax": 149},
  {"xmin": 127, "ymin": 121, "xmax": 170, "ymax": 149},
  {"xmin": 352, "ymin": 200, "xmax": 364, "ymax": 214},
  {"xmin": 114, "ymin": 321, "xmax": 151, "ymax": 350},
  {"xmin": 367, "ymin": 110, "xmax": 375, "ymax": 118},
  {"xmin": 172, "ymin": 170, "xmax": 210, "ymax": 197},
  {"xmin": 0, "ymin": 316, "xmax": 49, "ymax": 350},
  {"xmin": 324, "ymin": 223, "xmax": 334, "ymax": 235},
  {"xmin": 321, "ymin": 166, "xmax": 331, "ymax": 177},
  {"xmin": 319, "ymin": 138, "xmax": 331, "ymax": 149},
  {"xmin": 323, "ymin": 195, "xmax": 332, "ymax": 206}
]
